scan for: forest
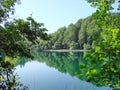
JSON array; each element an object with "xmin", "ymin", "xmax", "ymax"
[{"xmin": 38, "ymin": 13, "xmax": 119, "ymax": 50}]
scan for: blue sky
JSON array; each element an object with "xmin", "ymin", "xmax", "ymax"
[{"xmin": 14, "ymin": 0, "xmax": 96, "ymax": 33}]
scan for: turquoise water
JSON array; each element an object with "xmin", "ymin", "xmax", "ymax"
[{"xmin": 15, "ymin": 52, "xmax": 110, "ymax": 90}]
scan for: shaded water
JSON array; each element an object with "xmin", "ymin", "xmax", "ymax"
[{"xmin": 15, "ymin": 52, "xmax": 110, "ymax": 90}]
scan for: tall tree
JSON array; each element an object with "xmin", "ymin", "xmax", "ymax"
[{"xmin": 85, "ymin": 0, "xmax": 120, "ymax": 89}]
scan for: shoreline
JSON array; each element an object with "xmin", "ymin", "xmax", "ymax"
[{"xmin": 42, "ymin": 49, "xmax": 87, "ymax": 52}]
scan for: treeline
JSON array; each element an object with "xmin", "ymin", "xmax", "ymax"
[{"xmin": 38, "ymin": 14, "xmax": 118, "ymax": 50}]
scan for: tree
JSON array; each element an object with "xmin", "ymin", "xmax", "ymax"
[
  {"xmin": 0, "ymin": 1, "xmax": 48, "ymax": 59},
  {"xmin": 85, "ymin": 0, "xmax": 120, "ymax": 89},
  {"xmin": 0, "ymin": 0, "xmax": 48, "ymax": 89},
  {"xmin": 70, "ymin": 41, "xmax": 79, "ymax": 50},
  {"xmin": 0, "ymin": 0, "xmax": 19, "ymax": 22},
  {"xmin": 63, "ymin": 24, "xmax": 79, "ymax": 49}
]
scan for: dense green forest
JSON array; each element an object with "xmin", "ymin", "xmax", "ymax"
[
  {"xmin": 39, "ymin": 13, "xmax": 119, "ymax": 50},
  {"xmin": 39, "ymin": 16, "xmax": 99, "ymax": 50}
]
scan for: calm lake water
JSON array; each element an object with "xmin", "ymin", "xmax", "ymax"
[{"xmin": 15, "ymin": 52, "xmax": 110, "ymax": 90}]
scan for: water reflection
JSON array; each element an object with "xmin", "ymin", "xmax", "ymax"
[
  {"xmin": 15, "ymin": 61, "xmax": 108, "ymax": 90},
  {"xmin": 15, "ymin": 51, "xmax": 118, "ymax": 90}
]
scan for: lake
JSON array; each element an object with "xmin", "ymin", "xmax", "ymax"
[{"xmin": 15, "ymin": 52, "xmax": 110, "ymax": 90}]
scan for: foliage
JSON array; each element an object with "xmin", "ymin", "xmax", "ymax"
[
  {"xmin": 0, "ymin": 0, "xmax": 48, "ymax": 89},
  {"xmin": 0, "ymin": 0, "xmax": 49, "ymax": 58},
  {"xmin": 84, "ymin": 0, "xmax": 120, "ymax": 89},
  {"xmin": 0, "ymin": 16, "xmax": 48, "ymax": 59},
  {"xmin": 0, "ymin": 0, "xmax": 20, "ymax": 22},
  {"xmin": 39, "ymin": 16, "xmax": 102, "ymax": 50},
  {"xmin": 39, "ymin": 13, "xmax": 119, "ymax": 50}
]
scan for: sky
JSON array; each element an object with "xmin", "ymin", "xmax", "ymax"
[{"xmin": 14, "ymin": 0, "xmax": 96, "ymax": 33}]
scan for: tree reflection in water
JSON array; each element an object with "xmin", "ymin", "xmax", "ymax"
[
  {"xmin": 16, "ymin": 51, "xmax": 120, "ymax": 90},
  {"xmin": 36, "ymin": 51, "xmax": 120, "ymax": 90}
]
